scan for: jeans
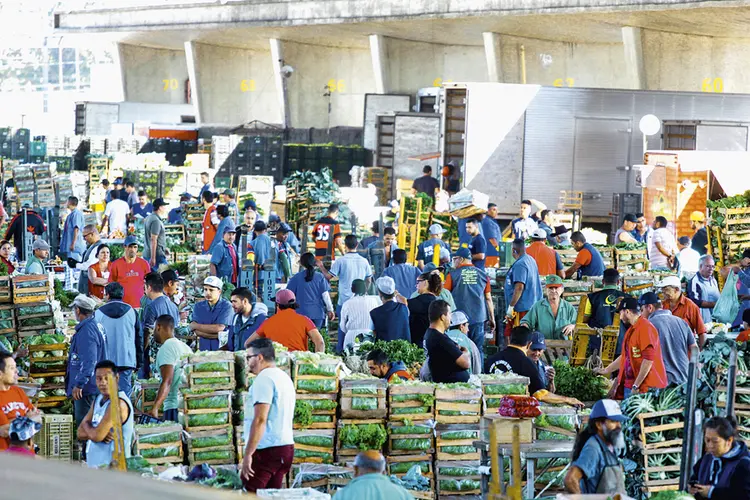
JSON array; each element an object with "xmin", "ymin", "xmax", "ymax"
[
  {"xmin": 151, "ymin": 254, "xmax": 168, "ymax": 272},
  {"xmin": 164, "ymin": 409, "xmax": 179, "ymax": 423},
  {"xmin": 468, "ymin": 322, "xmax": 485, "ymax": 367},
  {"xmin": 335, "ymin": 304, "xmax": 344, "ymax": 353},
  {"xmin": 118, "ymin": 368, "xmax": 134, "ymax": 398},
  {"xmin": 242, "ymin": 444, "xmax": 295, "ymax": 492}
]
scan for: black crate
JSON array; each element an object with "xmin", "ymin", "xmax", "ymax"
[
  {"xmin": 320, "ymin": 158, "xmax": 334, "ymax": 170},
  {"xmin": 267, "ymin": 137, "xmax": 283, "ymax": 151},
  {"xmin": 0, "ymin": 128, "xmax": 10, "ymax": 143},
  {"xmin": 168, "ymin": 139, "xmax": 184, "ymax": 155},
  {"xmin": 352, "ymin": 147, "xmax": 366, "ymax": 166},
  {"xmin": 13, "ymin": 128, "xmax": 30, "ymax": 144},
  {"xmin": 320, "ymin": 146, "xmax": 335, "ymax": 159},
  {"xmin": 12, "ymin": 142, "xmax": 28, "ymax": 161},
  {"xmin": 184, "ymin": 140, "xmax": 197, "ymax": 154},
  {"xmin": 168, "ymin": 152, "xmax": 186, "ymax": 166},
  {"xmin": 233, "ymin": 149, "xmax": 250, "ymax": 163},
  {"xmin": 0, "ymin": 141, "xmax": 11, "ymax": 158},
  {"xmin": 233, "ymin": 163, "xmax": 251, "ymax": 176},
  {"xmin": 284, "ymin": 145, "xmax": 305, "ymax": 160},
  {"xmin": 250, "ymin": 136, "xmax": 267, "ymax": 150},
  {"xmin": 154, "ymin": 139, "xmax": 169, "ymax": 154}
]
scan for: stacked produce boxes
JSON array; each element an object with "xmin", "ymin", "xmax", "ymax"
[
  {"xmin": 184, "ymin": 203, "xmax": 205, "ymax": 253},
  {"xmin": 386, "ymin": 420, "xmax": 435, "ymax": 498},
  {"xmin": 561, "ymin": 280, "xmax": 593, "ymax": 307},
  {"xmin": 11, "ymin": 164, "xmax": 34, "ymax": 209},
  {"xmin": 615, "ymin": 244, "xmax": 649, "ymax": 273},
  {"xmin": 32, "ymin": 164, "xmax": 56, "ymax": 209},
  {"xmin": 134, "ymin": 422, "xmax": 184, "ymax": 466},
  {"xmin": 13, "ymin": 275, "xmax": 52, "ymax": 304},
  {"xmin": 0, "ymin": 305, "xmax": 16, "ymax": 354}
]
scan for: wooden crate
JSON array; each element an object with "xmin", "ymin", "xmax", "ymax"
[
  {"xmin": 642, "ymin": 446, "xmax": 682, "ymax": 491},
  {"xmin": 28, "ymin": 343, "xmax": 68, "ymax": 379},
  {"xmin": 638, "ymin": 408, "xmax": 685, "ymax": 451},
  {"xmin": 387, "ymin": 421, "xmax": 435, "ymax": 456},
  {"xmin": 186, "ymin": 426, "xmax": 235, "ymax": 465},
  {"xmin": 187, "ymin": 352, "xmax": 235, "ymax": 390},
  {"xmin": 615, "ymin": 248, "xmax": 649, "ymax": 272},
  {"xmin": 481, "ymin": 415, "xmax": 533, "ymax": 444},
  {"xmin": 388, "ymin": 383, "xmax": 435, "ymax": 421},
  {"xmin": 480, "ymin": 375, "xmax": 529, "ymax": 413},
  {"xmin": 0, "ymin": 276, "xmax": 12, "ymax": 303},
  {"xmin": 435, "ymin": 386, "xmax": 481, "ymax": 424},
  {"xmin": 182, "ymin": 390, "xmax": 233, "ymax": 432},
  {"xmin": 293, "ymin": 359, "xmax": 341, "ymax": 394},
  {"xmin": 12, "ymin": 274, "xmax": 51, "ymax": 304},
  {"xmin": 435, "ymin": 460, "xmax": 483, "ymax": 497},
  {"xmin": 561, "ymin": 280, "xmax": 593, "ymax": 308},
  {"xmin": 293, "ymin": 429, "xmax": 336, "ymax": 464},
  {"xmin": 134, "ymin": 423, "xmax": 184, "ymax": 465},
  {"xmin": 534, "ymin": 407, "xmax": 579, "ymax": 441},
  {"xmin": 435, "ymin": 424, "xmax": 480, "ymax": 461},
  {"xmin": 235, "ymin": 426, "xmax": 245, "ymax": 463},
  {"xmin": 340, "ymin": 378, "xmax": 387, "ymax": 419},
  {"xmin": 386, "ymin": 453, "xmax": 434, "ymax": 481},
  {"xmin": 0, "ymin": 304, "xmax": 15, "ymax": 334},
  {"xmin": 336, "ymin": 419, "xmax": 386, "ymax": 458},
  {"xmin": 136, "ymin": 381, "xmax": 162, "ymax": 412},
  {"xmin": 295, "ymin": 393, "xmax": 338, "ymax": 429}
]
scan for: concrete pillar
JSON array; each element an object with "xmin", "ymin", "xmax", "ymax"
[
  {"xmin": 482, "ymin": 32, "xmax": 503, "ymax": 83},
  {"xmin": 369, "ymin": 34, "xmax": 390, "ymax": 93},
  {"xmin": 184, "ymin": 41, "xmax": 204, "ymax": 123},
  {"xmin": 269, "ymin": 38, "xmax": 291, "ymax": 129},
  {"xmin": 112, "ymin": 43, "xmax": 128, "ymax": 102},
  {"xmin": 622, "ymin": 27, "xmax": 646, "ymax": 90}
]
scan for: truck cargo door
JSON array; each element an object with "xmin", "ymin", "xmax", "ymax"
[{"xmin": 572, "ymin": 117, "xmax": 631, "ymax": 218}]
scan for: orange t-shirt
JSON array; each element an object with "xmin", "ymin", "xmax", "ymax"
[
  {"xmin": 738, "ymin": 330, "xmax": 750, "ymax": 343},
  {"xmin": 527, "ymin": 241, "xmax": 559, "ymax": 276},
  {"xmin": 202, "ymin": 204, "xmax": 218, "ymax": 253},
  {"xmin": 312, "ymin": 216, "xmax": 342, "ymax": 259},
  {"xmin": 575, "ymin": 247, "xmax": 593, "ymax": 267},
  {"xmin": 255, "ymin": 308, "xmax": 316, "ymax": 352},
  {"xmin": 615, "ymin": 316, "xmax": 668, "ymax": 397},
  {"xmin": 663, "ymin": 295, "xmax": 707, "ymax": 336},
  {"xmin": 0, "ymin": 386, "xmax": 33, "ymax": 451}
]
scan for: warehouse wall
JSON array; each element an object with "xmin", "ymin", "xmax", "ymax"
[
  {"xmin": 282, "ymin": 41, "xmax": 376, "ymax": 129},
  {"xmin": 192, "ymin": 43, "xmax": 280, "ymax": 125},
  {"xmin": 120, "ymin": 45, "xmax": 189, "ymax": 104}
]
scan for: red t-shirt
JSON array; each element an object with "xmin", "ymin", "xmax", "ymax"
[
  {"xmin": 108, "ymin": 257, "xmax": 151, "ymax": 308},
  {"xmin": 256, "ymin": 309, "xmax": 316, "ymax": 352},
  {"xmin": 0, "ymin": 386, "xmax": 33, "ymax": 451}
]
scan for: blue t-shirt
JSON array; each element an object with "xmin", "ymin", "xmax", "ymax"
[
  {"xmin": 167, "ymin": 208, "xmax": 183, "ymax": 224},
  {"xmin": 250, "ymin": 233, "xmax": 272, "ymax": 267},
  {"xmin": 458, "ymin": 217, "xmax": 484, "ymax": 244},
  {"xmin": 331, "ymin": 252, "xmax": 373, "ymax": 306},
  {"xmin": 142, "ymin": 295, "xmax": 180, "ymax": 331},
  {"xmin": 482, "ymin": 217, "xmax": 502, "ymax": 257},
  {"xmin": 210, "ymin": 241, "xmax": 237, "ymax": 283},
  {"xmin": 286, "ymin": 270, "xmax": 331, "ymax": 322},
  {"xmin": 382, "ymin": 264, "xmax": 421, "ymax": 298},
  {"xmin": 132, "ymin": 203, "xmax": 153, "ymax": 219},
  {"xmin": 416, "ymin": 238, "xmax": 450, "ymax": 263},
  {"xmin": 192, "ymin": 298, "xmax": 234, "ymax": 351},
  {"xmin": 60, "ymin": 208, "xmax": 86, "ymax": 257},
  {"xmin": 504, "ymin": 254, "xmax": 542, "ymax": 313},
  {"xmin": 468, "ymin": 234, "xmax": 487, "ymax": 270},
  {"xmin": 571, "ymin": 434, "xmax": 615, "ymax": 494}
]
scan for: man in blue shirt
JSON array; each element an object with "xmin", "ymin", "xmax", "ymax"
[
  {"xmin": 504, "ymin": 239, "xmax": 543, "ymax": 339},
  {"xmin": 198, "ymin": 171, "xmax": 213, "ymax": 198},
  {"xmin": 483, "ymin": 205, "xmax": 503, "ymax": 267},
  {"xmin": 369, "ymin": 277, "xmax": 410, "ymax": 344},
  {"xmin": 416, "ymin": 224, "xmax": 451, "ymax": 270},
  {"xmin": 167, "ymin": 193, "xmax": 192, "ymax": 224},
  {"xmin": 273, "ymin": 223, "xmax": 293, "ymax": 282},
  {"xmin": 131, "ymin": 191, "xmax": 154, "ymax": 219},
  {"xmin": 382, "ymin": 249, "xmax": 421, "ymax": 297},
  {"xmin": 223, "ymin": 189, "xmax": 240, "ymax": 225},
  {"xmin": 565, "ymin": 231, "xmax": 605, "ymax": 279},
  {"xmin": 211, "ymin": 226, "xmax": 239, "ymax": 285},
  {"xmin": 464, "ymin": 217, "xmax": 487, "ymax": 270},
  {"xmin": 227, "ymin": 287, "xmax": 268, "ymax": 351},
  {"xmin": 367, "ymin": 227, "xmax": 398, "ymax": 279},
  {"xmin": 141, "ymin": 272, "xmax": 180, "ymax": 376},
  {"xmin": 190, "ymin": 276, "xmax": 234, "ymax": 351},
  {"xmin": 60, "ymin": 196, "xmax": 86, "ymax": 260},
  {"xmin": 527, "ymin": 331, "xmax": 554, "ymax": 391}
]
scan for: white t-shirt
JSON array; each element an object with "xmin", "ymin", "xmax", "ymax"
[
  {"xmin": 243, "ymin": 366, "xmax": 295, "ymax": 450},
  {"xmin": 678, "ymin": 247, "xmax": 701, "ymax": 278},
  {"xmin": 650, "ymin": 227, "xmax": 676, "ymax": 269},
  {"xmin": 104, "ymin": 199, "xmax": 130, "ymax": 235}
]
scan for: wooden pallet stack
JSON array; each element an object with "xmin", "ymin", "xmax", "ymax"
[
  {"xmin": 387, "ymin": 453, "xmax": 435, "ymax": 500},
  {"xmin": 29, "ymin": 339, "xmax": 69, "ymax": 410},
  {"xmin": 387, "ymin": 382, "xmax": 435, "ymax": 422},
  {"xmin": 0, "ymin": 304, "xmax": 16, "ymax": 352},
  {"xmin": 398, "ymin": 195, "xmax": 426, "ymax": 264},
  {"xmin": 598, "ymin": 246, "xmax": 615, "ymax": 269},
  {"xmin": 556, "ymin": 248, "xmax": 578, "ymax": 269},
  {"xmin": 435, "ymin": 460, "xmax": 483, "ymax": 499},
  {"xmin": 615, "ymin": 246, "xmax": 649, "ymax": 273},
  {"xmin": 0, "ymin": 276, "xmax": 11, "ymax": 303},
  {"xmin": 293, "ymin": 429, "xmax": 336, "ymax": 464},
  {"xmin": 336, "ymin": 418, "xmax": 387, "ymax": 461},
  {"xmin": 716, "ymin": 207, "xmax": 750, "ymax": 262},
  {"xmin": 16, "ymin": 302, "xmax": 55, "ymax": 336},
  {"xmin": 134, "ymin": 423, "xmax": 184, "ymax": 466},
  {"xmin": 186, "ymin": 425, "xmax": 236, "ymax": 466},
  {"xmin": 638, "ymin": 408, "xmax": 684, "ymax": 495},
  {"xmin": 32, "ymin": 164, "xmax": 56, "ymax": 209},
  {"xmin": 13, "ymin": 275, "xmax": 52, "ymax": 304},
  {"xmin": 340, "ymin": 377, "xmax": 387, "ymax": 419},
  {"xmin": 480, "ymin": 374, "xmax": 530, "ymax": 414},
  {"xmin": 435, "ymin": 384, "xmax": 482, "ymax": 425},
  {"xmin": 184, "ymin": 202, "xmax": 206, "ymax": 252},
  {"xmin": 136, "ymin": 380, "xmax": 161, "ymax": 413},
  {"xmin": 293, "ymin": 356, "xmax": 341, "ymax": 430}
]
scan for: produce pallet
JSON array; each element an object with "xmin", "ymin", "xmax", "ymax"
[
  {"xmin": 387, "ymin": 383, "xmax": 435, "ymax": 422},
  {"xmin": 186, "ymin": 426, "xmax": 235, "ymax": 465},
  {"xmin": 435, "ymin": 386, "xmax": 482, "ymax": 424},
  {"xmin": 134, "ymin": 423, "xmax": 184, "ymax": 465},
  {"xmin": 435, "ymin": 460, "xmax": 483, "ymax": 497},
  {"xmin": 642, "ymin": 446, "xmax": 682, "ymax": 491},
  {"xmin": 0, "ymin": 276, "xmax": 11, "ymax": 303},
  {"xmin": 136, "ymin": 381, "xmax": 161, "ymax": 412},
  {"xmin": 37, "ymin": 414, "xmax": 73, "ymax": 461},
  {"xmin": 336, "ymin": 419, "xmax": 386, "ymax": 458},
  {"xmin": 182, "ymin": 390, "xmax": 233, "ymax": 432},
  {"xmin": 340, "ymin": 378, "xmax": 387, "ymax": 419},
  {"xmin": 534, "ymin": 407, "xmax": 578, "ymax": 441},
  {"xmin": 480, "ymin": 375, "xmax": 529, "ymax": 413},
  {"xmin": 295, "ymin": 393, "xmax": 338, "ymax": 429},
  {"xmin": 13, "ymin": 275, "xmax": 51, "ymax": 304},
  {"xmin": 164, "ymin": 224, "xmax": 186, "ymax": 240},
  {"xmin": 28, "ymin": 343, "xmax": 68, "ymax": 379},
  {"xmin": 293, "ymin": 359, "xmax": 341, "ymax": 394},
  {"xmin": 186, "ymin": 352, "xmax": 236, "ymax": 390},
  {"xmin": 0, "ymin": 304, "xmax": 16, "ymax": 334},
  {"xmin": 386, "ymin": 453, "xmax": 434, "ymax": 481},
  {"xmin": 387, "ymin": 421, "xmax": 435, "ymax": 456},
  {"xmin": 716, "ymin": 383, "xmax": 750, "ymax": 410},
  {"xmin": 293, "ymin": 429, "xmax": 336, "ymax": 464},
  {"xmin": 435, "ymin": 424, "xmax": 480, "ymax": 461},
  {"xmin": 638, "ymin": 408, "xmax": 685, "ymax": 451},
  {"xmin": 622, "ymin": 276, "xmax": 655, "ymax": 296}
]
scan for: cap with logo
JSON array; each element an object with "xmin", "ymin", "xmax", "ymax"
[
  {"xmin": 656, "ymin": 275, "xmax": 681, "ymax": 290},
  {"xmin": 589, "ymin": 399, "xmax": 627, "ymax": 422},
  {"xmin": 530, "ymin": 331, "xmax": 546, "ymax": 350},
  {"xmin": 276, "ymin": 289, "xmax": 296, "ymax": 305},
  {"xmin": 450, "ymin": 310, "xmax": 469, "ymax": 327},
  {"xmin": 545, "ymin": 275, "xmax": 564, "ymax": 288},
  {"xmin": 9, "ymin": 416, "xmax": 42, "ymax": 442},
  {"xmin": 615, "ymin": 296, "xmax": 640, "ymax": 312},
  {"xmin": 376, "ymin": 276, "xmax": 396, "ymax": 295},
  {"xmin": 203, "ymin": 276, "xmax": 223, "ymax": 289},
  {"xmin": 429, "ymin": 224, "xmax": 446, "ymax": 235},
  {"xmin": 531, "ymin": 228, "xmax": 548, "ymax": 240},
  {"xmin": 153, "ymin": 197, "xmax": 168, "ymax": 210}
]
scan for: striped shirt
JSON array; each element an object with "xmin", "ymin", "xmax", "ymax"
[{"xmin": 340, "ymin": 295, "xmax": 382, "ymax": 335}]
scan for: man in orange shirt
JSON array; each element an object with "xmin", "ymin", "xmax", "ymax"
[
  {"xmin": 526, "ymin": 229, "xmax": 564, "ymax": 278},
  {"xmin": 202, "ymin": 191, "xmax": 219, "ymax": 253},
  {"xmin": 246, "ymin": 289, "xmax": 326, "ymax": 352},
  {"xmin": 596, "ymin": 297, "xmax": 667, "ymax": 399},
  {"xmin": 658, "ymin": 275, "xmax": 707, "ymax": 348},
  {"xmin": 0, "ymin": 352, "xmax": 40, "ymax": 451}
]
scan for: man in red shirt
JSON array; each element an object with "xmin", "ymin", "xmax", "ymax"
[
  {"xmin": 658, "ymin": 275, "xmax": 707, "ymax": 348},
  {"xmin": 0, "ymin": 352, "xmax": 39, "ymax": 451},
  {"xmin": 246, "ymin": 289, "xmax": 325, "ymax": 352},
  {"xmin": 108, "ymin": 235, "xmax": 151, "ymax": 309},
  {"xmin": 202, "ymin": 191, "xmax": 219, "ymax": 254},
  {"xmin": 526, "ymin": 229, "xmax": 564, "ymax": 278}
]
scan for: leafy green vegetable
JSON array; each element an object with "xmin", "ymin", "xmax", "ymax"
[
  {"xmin": 440, "ymin": 430, "xmax": 478, "ymax": 440},
  {"xmin": 192, "ymin": 431, "xmax": 232, "ymax": 448},
  {"xmin": 294, "ymin": 400, "xmax": 313, "ymax": 426},
  {"xmin": 192, "ymin": 361, "xmax": 231, "ymax": 372},
  {"xmin": 438, "ymin": 410, "xmax": 478, "ymax": 416},
  {"xmin": 308, "ymin": 399, "xmax": 337, "ymax": 410},
  {"xmin": 194, "ymin": 450, "xmax": 233, "ymax": 461},
  {"xmin": 392, "ymin": 438, "xmax": 431, "ymax": 451},
  {"xmin": 392, "ymin": 407, "xmax": 429, "ymax": 415},
  {"xmin": 294, "ymin": 435, "xmax": 334, "ymax": 447},
  {"xmin": 198, "ymin": 468, "xmax": 243, "ymax": 490},
  {"xmin": 186, "ymin": 394, "xmax": 230, "ymax": 410},
  {"xmin": 389, "ymin": 425, "xmax": 431, "ymax": 435},
  {"xmin": 553, "ymin": 360, "xmax": 609, "ymax": 402},
  {"xmin": 141, "ymin": 446, "xmax": 180, "ymax": 459},
  {"xmin": 437, "ymin": 466, "xmax": 480, "ymax": 476},
  {"xmin": 357, "ymin": 340, "xmax": 425, "ymax": 367},
  {"xmin": 311, "ymin": 415, "xmax": 333, "ymax": 423},
  {"xmin": 192, "ymin": 377, "xmax": 231, "ymax": 386},
  {"xmin": 126, "ymin": 456, "xmax": 153, "ymax": 474},
  {"xmin": 297, "ymin": 363, "xmax": 338, "ymax": 376},
  {"xmin": 351, "ymin": 387, "xmax": 378, "ymax": 395},
  {"xmin": 439, "ymin": 445, "xmax": 475, "ymax": 454},
  {"xmin": 390, "ymin": 461, "xmax": 430, "ymax": 474},
  {"xmin": 351, "ymin": 397, "xmax": 378, "ymax": 410},
  {"xmin": 186, "ymin": 412, "xmax": 229, "ymax": 427},
  {"xmin": 297, "ymin": 379, "xmax": 337, "ymax": 393},
  {"xmin": 138, "ymin": 431, "xmax": 181, "ymax": 445},
  {"xmin": 439, "ymin": 479, "xmax": 481, "ymax": 491},
  {"xmin": 648, "ymin": 491, "xmax": 695, "ymax": 500},
  {"xmin": 536, "ymin": 430, "xmax": 571, "ymax": 441},
  {"xmin": 338, "ymin": 423, "xmax": 387, "ymax": 450},
  {"xmin": 294, "ymin": 449, "xmax": 333, "ymax": 462},
  {"xmin": 484, "ymin": 383, "xmax": 527, "ymax": 395}
]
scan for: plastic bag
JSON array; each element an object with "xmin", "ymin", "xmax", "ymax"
[
  {"xmin": 439, "ymin": 445, "xmax": 476, "ymax": 454},
  {"xmin": 392, "ymin": 407, "xmax": 429, "ymax": 415},
  {"xmin": 193, "ymin": 361, "xmax": 231, "ymax": 372},
  {"xmin": 193, "ymin": 377, "xmax": 232, "ymax": 386},
  {"xmin": 187, "ymin": 394, "xmax": 230, "ymax": 410},
  {"xmin": 392, "ymin": 438, "xmax": 431, "ymax": 451},
  {"xmin": 138, "ymin": 431, "xmax": 181, "ymax": 445},
  {"xmin": 713, "ymin": 271, "xmax": 740, "ymax": 323},
  {"xmin": 187, "ymin": 412, "xmax": 229, "ymax": 427},
  {"xmin": 389, "ymin": 424, "xmax": 431, "ymax": 435},
  {"xmin": 308, "ymin": 399, "xmax": 337, "ymax": 411},
  {"xmin": 192, "ymin": 431, "xmax": 232, "ymax": 448},
  {"xmin": 439, "ymin": 479, "xmax": 481, "ymax": 491},
  {"xmin": 390, "ymin": 461, "xmax": 430, "ymax": 474},
  {"xmin": 294, "ymin": 449, "xmax": 333, "ymax": 461},
  {"xmin": 296, "ymin": 379, "xmax": 337, "ymax": 393},
  {"xmin": 311, "ymin": 415, "xmax": 332, "ymax": 423},
  {"xmin": 297, "ymin": 363, "xmax": 337, "ymax": 376},
  {"xmin": 351, "ymin": 397, "xmax": 378, "ymax": 410},
  {"xmin": 141, "ymin": 445, "xmax": 181, "ymax": 459}
]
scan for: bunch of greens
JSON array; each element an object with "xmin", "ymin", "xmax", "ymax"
[
  {"xmin": 199, "ymin": 468, "xmax": 243, "ymax": 490},
  {"xmin": 141, "ymin": 446, "xmax": 180, "ymax": 459},
  {"xmin": 192, "ymin": 431, "xmax": 232, "ymax": 449},
  {"xmin": 54, "ymin": 280, "xmax": 78, "ymax": 308},
  {"xmin": 707, "ymin": 193, "xmax": 750, "ymax": 227},
  {"xmin": 439, "ymin": 479, "xmax": 481, "ymax": 491},
  {"xmin": 294, "ymin": 400, "xmax": 313, "ymax": 426},
  {"xmin": 294, "ymin": 449, "xmax": 333, "ymax": 462},
  {"xmin": 126, "ymin": 456, "xmax": 154, "ymax": 474},
  {"xmin": 186, "ymin": 393, "xmax": 230, "ymax": 410},
  {"xmin": 171, "ymin": 262, "xmax": 189, "ymax": 276},
  {"xmin": 389, "ymin": 424, "xmax": 431, "ymax": 435},
  {"xmin": 440, "ymin": 430, "xmax": 478, "ymax": 440},
  {"xmin": 615, "ymin": 242, "xmax": 647, "ymax": 250},
  {"xmin": 351, "ymin": 397, "xmax": 378, "ymax": 410},
  {"xmin": 297, "ymin": 379, "xmax": 337, "ymax": 393},
  {"xmin": 392, "ymin": 438, "xmax": 431, "ymax": 451},
  {"xmin": 187, "ymin": 412, "xmax": 229, "ymax": 427},
  {"xmin": 390, "ymin": 461, "xmax": 430, "ymax": 474},
  {"xmin": 535, "ymin": 414, "xmax": 576, "ymax": 431},
  {"xmin": 283, "ymin": 168, "xmax": 340, "ymax": 204},
  {"xmin": 194, "ymin": 450, "xmax": 232, "ymax": 462},
  {"xmin": 553, "ymin": 360, "xmax": 609, "ymax": 402},
  {"xmin": 192, "ymin": 376, "xmax": 232, "ymax": 386},
  {"xmin": 357, "ymin": 340, "xmax": 425, "ymax": 367},
  {"xmin": 338, "ymin": 423, "xmax": 387, "ymax": 450},
  {"xmin": 648, "ymin": 492, "xmax": 695, "ymax": 500},
  {"xmin": 294, "ymin": 434, "xmax": 334, "ymax": 447}
]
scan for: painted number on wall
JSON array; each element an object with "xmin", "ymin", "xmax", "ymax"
[
  {"xmin": 240, "ymin": 80, "xmax": 256, "ymax": 92},
  {"xmin": 327, "ymin": 79, "xmax": 346, "ymax": 92},
  {"xmin": 702, "ymin": 78, "xmax": 724, "ymax": 93},
  {"xmin": 162, "ymin": 79, "xmax": 179, "ymax": 91},
  {"xmin": 553, "ymin": 78, "xmax": 575, "ymax": 87}
]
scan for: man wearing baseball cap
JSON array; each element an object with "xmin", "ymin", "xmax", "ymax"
[
  {"xmin": 246, "ymin": 289, "xmax": 324, "ymax": 352},
  {"xmin": 614, "ymin": 214, "xmax": 638, "ymax": 244},
  {"xmin": 24, "ymin": 239, "xmax": 49, "ymax": 274},
  {"xmin": 416, "ymin": 223, "xmax": 451, "ymax": 270},
  {"xmin": 690, "ymin": 210, "xmax": 708, "ymax": 255},
  {"xmin": 596, "ymin": 297, "xmax": 667, "ymax": 399},
  {"xmin": 638, "ymin": 291, "xmax": 695, "ymax": 385},
  {"xmin": 526, "ymin": 228, "xmax": 564, "ymax": 278},
  {"xmin": 273, "ymin": 223, "xmax": 293, "ymax": 281},
  {"xmin": 168, "ymin": 193, "xmax": 192, "ymax": 224},
  {"xmin": 446, "ymin": 310, "xmax": 481, "ymax": 374},
  {"xmin": 658, "ymin": 275, "xmax": 706, "ymax": 347},
  {"xmin": 191, "ymin": 276, "xmax": 233, "ymax": 351},
  {"xmin": 108, "ymin": 235, "xmax": 151, "ymax": 309},
  {"xmin": 564, "ymin": 399, "xmax": 626, "ymax": 494},
  {"xmin": 526, "ymin": 331, "xmax": 555, "ymax": 391},
  {"xmin": 210, "ymin": 226, "xmax": 239, "ymax": 284},
  {"xmin": 143, "ymin": 197, "xmax": 169, "ymax": 271},
  {"xmin": 521, "ymin": 275, "xmax": 576, "ymax": 340}
]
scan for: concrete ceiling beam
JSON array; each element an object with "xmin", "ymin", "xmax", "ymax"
[{"xmin": 622, "ymin": 26, "xmax": 646, "ymax": 89}]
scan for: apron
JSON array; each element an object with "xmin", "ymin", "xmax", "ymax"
[{"xmin": 594, "ymin": 435, "xmax": 626, "ymax": 494}]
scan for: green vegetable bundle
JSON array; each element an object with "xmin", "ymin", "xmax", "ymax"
[
  {"xmin": 297, "ymin": 379, "xmax": 337, "ymax": 393},
  {"xmin": 186, "ymin": 393, "xmax": 230, "ymax": 410},
  {"xmin": 389, "ymin": 425, "xmax": 431, "ymax": 435},
  {"xmin": 553, "ymin": 360, "xmax": 609, "ymax": 402},
  {"xmin": 439, "ymin": 410, "xmax": 479, "ymax": 416},
  {"xmin": 535, "ymin": 413, "xmax": 576, "ymax": 431},
  {"xmin": 440, "ymin": 430, "xmax": 478, "ymax": 440},
  {"xmin": 194, "ymin": 450, "xmax": 233, "ymax": 462},
  {"xmin": 357, "ymin": 340, "xmax": 425, "ymax": 367},
  {"xmin": 17, "ymin": 305, "xmax": 50, "ymax": 316},
  {"xmin": 484, "ymin": 383, "xmax": 527, "ymax": 395},
  {"xmin": 439, "ymin": 479, "xmax": 481, "ymax": 491},
  {"xmin": 294, "ymin": 435, "xmax": 334, "ymax": 447},
  {"xmin": 294, "ymin": 449, "xmax": 333, "ymax": 461},
  {"xmin": 198, "ymin": 468, "xmax": 243, "ymax": 490},
  {"xmin": 192, "ymin": 431, "xmax": 232, "ymax": 449},
  {"xmin": 138, "ymin": 431, "xmax": 181, "ymax": 446},
  {"xmin": 193, "ymin": 361, "xmax": 231, "ymax": 372},
  {"xmin": 294, "ymin": 400, "xmax": 313, "ymax": 426},
  {"xmin": 311, "ymin": 415, "xmax": 333, "ymax": 423},
  {"xmin": 392, "ymin": 438, "xmax": 431, "ymax": 451},
  {"xmin": 392, "ymin": 407, "xmax": 429, "ymax": 415},
  {"xmin": 536, "ymin": 430, "xmax": 570, "ymax": 441},
  {"xmin": 192, "ymin": 377, "xmax": 232, "ymax": 386},
  {"xmin": 141, "ymin": 446, "xmax": 181, "ymax": 459},
  {"xmin": 339, "ymin": 423, "xmax": 387, "ymax": 450},
  {"xmin": 439, "ymin": 445, "xmax": 476, "ymax": 454},
  {"xmin": 308, "ymin": 399, "xmax": 337, "ymax": 411},
  {"xmin": 390, "ymin": 461, "xmax": 430, "ymax": 474},
  {"xmin": 297, "ymin": 363, "xmax": 338, "ymax": 376},
  {"xmin": 187, "ymin": 412, "xmax": 229, "ymax": 427},
  {"xmin": 351, "ymin": 398, "xmax": 378, "ymax": 410},
  {"xmin": 351, "ymin": 387, "xmax": 378, "ymax": 395},
  {"xmin": 437, "ymin": 465, "xmax": 480, "ymax": 476}
]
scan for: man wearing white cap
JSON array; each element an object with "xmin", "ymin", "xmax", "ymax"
[
  {"xmin": 190, "ymin": 276, "xmax": 233, "ymax": 351},
  {"xmin": 416, "ymin": 223, "xmax": 451, "ymax": 270},
  {"xmin": 446, "ymin": 311, "xmax": 481, "ymax": 374},
  {"xmin": 659, "ymin": 275, "xmax": 706, "ymax": 347},
  {"xmin": 370, "ymin": 276, "xmax": 410, "ymax": 343},
  {"xmin": 564, "ymin": 399, "xmax": 626, "ymax": 495},
  {"xmin": 25, "ymin": 239, "xmax": 49, "ymax": 274}
]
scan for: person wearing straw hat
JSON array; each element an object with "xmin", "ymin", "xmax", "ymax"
[
  {"xmin": 5, "ymin": 416, "xmax": 42, "ymax": 456},
  {"xmin": 521, "ymin": 275, "xmax": 577, "ymax": 341},
  {"xmin": 416, "ymin": 223, "xmax": 451, "ymax": 270}
]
